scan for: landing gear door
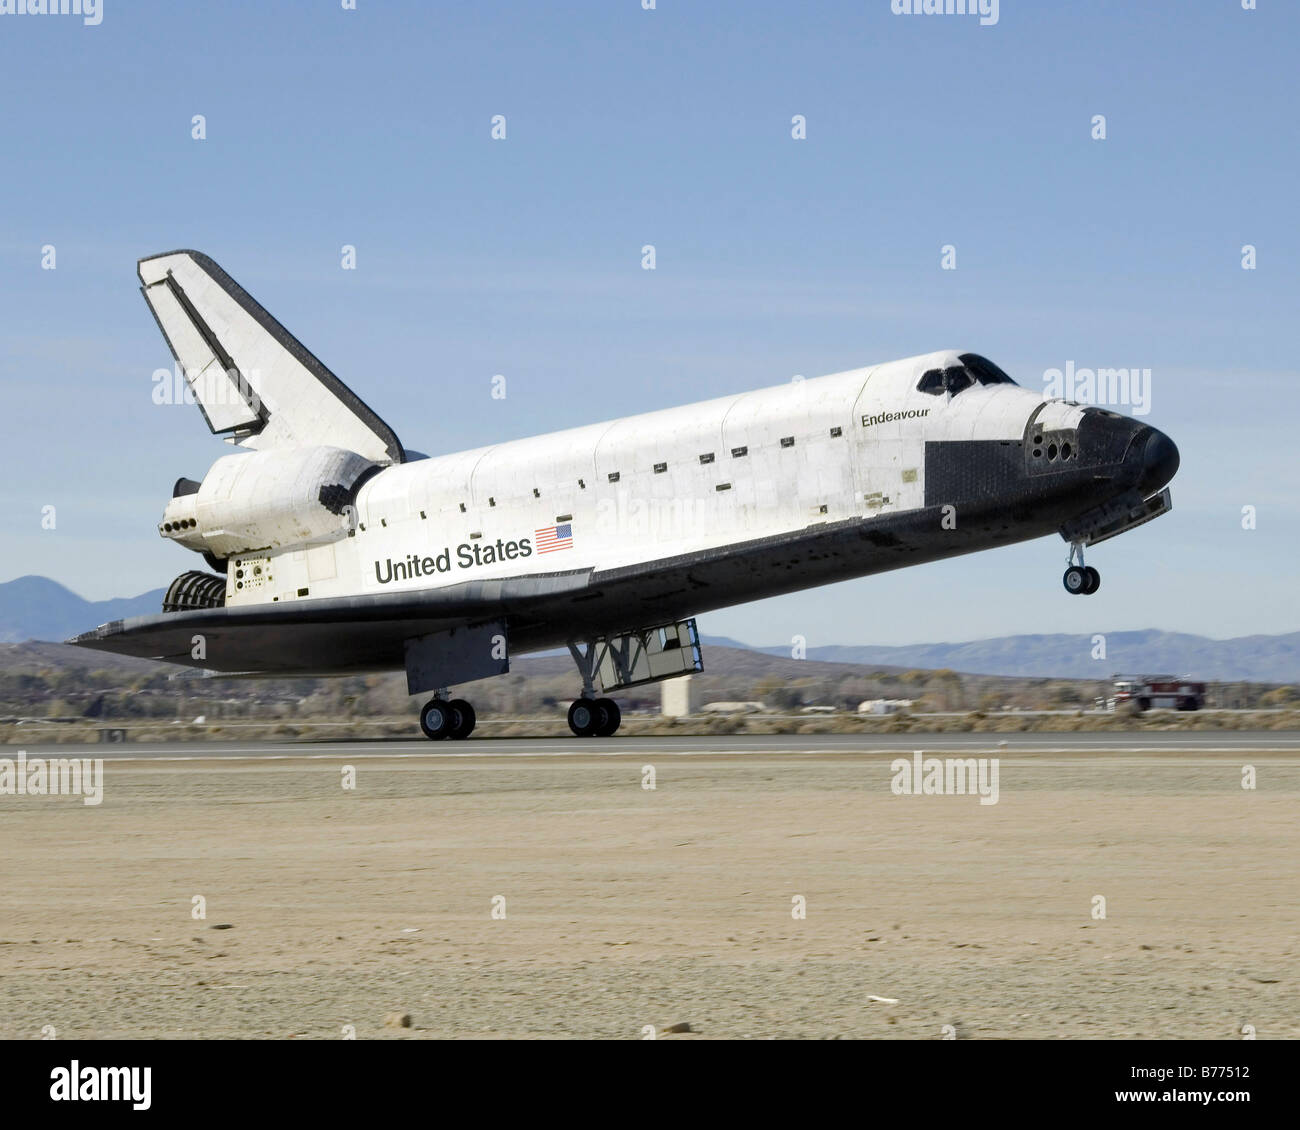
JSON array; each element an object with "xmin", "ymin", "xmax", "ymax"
[
  {"xmin": 594, "ymin": 618, "xmax": 704, "ymax": 691},
  {"xmin": 404, "ymin": 620, "xmax": 508, "ymax": 696}
]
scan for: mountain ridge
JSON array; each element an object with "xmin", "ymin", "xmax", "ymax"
[
  {"xmin": 702, "ymin": 629, "xmax": 1300, "ymax": 682},
  {"xmin": 0, "ymin": 575, "xmax": 167, "ymax": 645},
  {"xmin": 1, "ymin": 576, "xmax": 1295, "ymax": 682}
]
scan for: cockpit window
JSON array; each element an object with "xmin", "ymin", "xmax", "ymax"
[
  {"xmin": 917, "ymin": 355, "xmax": 1018, "ymax": 396},
  {"xmin": 943, "ymin": 366, "xmax": 973, "ymax": 394},
  {"xmin": 959, "ymin": 353, "xmax": 1017, "ymax": 386},
  {"xmin": 917, "ymin": 366, "xmax": 975, "ymax": 396},
  {"xmin": 917, "ymin": 368, "xmax": 946, "ymax": 395}
]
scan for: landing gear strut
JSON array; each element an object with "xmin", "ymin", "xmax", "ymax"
[
  {"xmin": 566, "ymin": 640, "xmax": 622, "ymax": 737},
  {"xmin": 1063, "ymin": 543, "xmax": 1100, "ymax": 596},
  {"xmin": 419, "ymin": 694, "xmax": 476, "ymax": 741}
]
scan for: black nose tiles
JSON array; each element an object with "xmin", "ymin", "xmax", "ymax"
[{"xmin": 1138, "ymin": 429, "xmax": 1180, "ymax": 495}]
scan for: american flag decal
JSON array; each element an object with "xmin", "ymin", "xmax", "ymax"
[{"xmin": 534, "ymin": 522, "xmax": 574, "ymax": 554}]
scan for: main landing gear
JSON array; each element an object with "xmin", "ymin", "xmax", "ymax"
[
  {"xmin": 1062, "ymin": 543, "xmax": 1101, "ymax": 596},
  {"xmin": 567, "ymin": 696, "xmax": 622, "ymax": 738},
  {"xmin": 565, "ymin": 639, "xmax": 622, "ymax": 737},
  {"xmin": 419, "ymin": 695, "xmax": 476, "ymax": 741}
]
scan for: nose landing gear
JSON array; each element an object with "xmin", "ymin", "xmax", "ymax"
[{"xmin": 1063, "ymin": 543, "xmax": 1100, "ymax": 595}]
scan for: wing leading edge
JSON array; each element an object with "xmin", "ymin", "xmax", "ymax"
[{"xmin": 68, "ymin": 572, "xmax": 593, "ymax": 675}]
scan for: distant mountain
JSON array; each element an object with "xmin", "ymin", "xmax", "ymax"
[
  {"xmin": 1, "ymin": 577, "xmax": 1295, "ymax": 683},
  {"xmin": 0, "ymin": 576, "xmax": 165, "ymax": 644},
  {"xmin": 704, "ymin": 630, "xmax": 1300, "ymax": 684}
]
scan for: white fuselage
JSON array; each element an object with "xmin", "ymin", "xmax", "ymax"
[{"xmin": 218, "ymin": 351, "xmax": 1062, "ymax": 610}]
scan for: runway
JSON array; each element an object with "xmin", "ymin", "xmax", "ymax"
[
  {"xmin": 14, "ymin": 729, "xmax": 1300, "ymax": 761},
  {"xmin": 2, "ymin": 734, "xmax": 1296, "ymax": 1039}
]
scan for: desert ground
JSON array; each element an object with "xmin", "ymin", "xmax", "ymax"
[{"xmin": 1, "ymin": 741, "xmax": 1296, "ymax": 1039}]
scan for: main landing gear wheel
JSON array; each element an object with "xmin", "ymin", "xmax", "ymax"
[
  {"xmin": 420, "ymin": 699, "xmax": 453, "ymax": 740},
  {"xmin": 568, "ymin": 698, "xmax": 599, "ymax": 737},
  {"xmin": 420, "ymin": 698, "xmax": 477, "ymax": 741},
  {"xmin": 594, "ymin": 697, "xmax": 621, "ymax": 737},
  {"xmin": 447, "ymin": 698, "xmax": 476, "ymax": 739},
  {"xmin": 1063, "ymin": 565, "xmax": 1101, "ymax": 595},
  {"xmin": 568, "ymin": 697, "xmax": 620, "ymax": 737}
]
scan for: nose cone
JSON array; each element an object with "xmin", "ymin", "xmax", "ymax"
[{"xmin": 1139, "ymin": 428, "xmax": 1179, "ymax": 494}]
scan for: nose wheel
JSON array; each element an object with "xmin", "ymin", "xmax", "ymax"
[
  {"xmin": 1063, "ymin": 543, "xmax": 1100, "ymax": 595},
  {"xmin": 419, "ymin": 696, "xmax": 477, "ymax": 740}
]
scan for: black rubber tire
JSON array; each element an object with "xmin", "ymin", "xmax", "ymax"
[
  {"xmin": 420, "ymin": 699, "xmax": 453, "ymax": 741},
  {"xmin": 447, "ymin": 699, "xmax": 476, "ymax": 739},
  {"xmin": 594, "ymin": 698, "xmax": 621, "ymax": 737},
  {"xmin": 1083, "ymin": 566, "xmax": 1101, "ymax": 594},
  {"xmin": 568, "ymin": 698, "xmax": 600, "ymax": 737},
  {"xmin": 1063, "ymin": 566, "xmax": 1089, "ymax": 595}
]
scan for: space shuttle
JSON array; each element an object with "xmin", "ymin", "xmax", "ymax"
[{"xmin": 70, "ymin": 250, "xmax": 1181, "ymax": 739}]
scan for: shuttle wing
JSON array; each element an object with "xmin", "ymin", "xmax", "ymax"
[
  {"xmin": 138, "ymin": 250, "xmax": 405, "ymax": 464},
  {"xmin": 67, "ymin": 571, "xmax": 594, "ymax": 675},
  {"xmin": 68, "ymin": 514, "xmax": 894, "ymax": 676}
]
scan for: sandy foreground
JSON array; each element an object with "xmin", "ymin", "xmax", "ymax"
[{"xmin": 1, "ymin": 747, "xmax": 1296, "ymax": 1040}]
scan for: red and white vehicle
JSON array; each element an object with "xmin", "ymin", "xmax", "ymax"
[{"xmin": 1113, "ymin": 675, "xmax": 1205, "ymax": 712}]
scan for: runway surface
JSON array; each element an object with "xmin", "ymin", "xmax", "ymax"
[
  {"xmin": 14, "ymin": 729, "xmax": 1300, "ymax": 760},
  {"xmin": 2, "ymin": 734, "xmax": 1297, "ymax": 1039}
]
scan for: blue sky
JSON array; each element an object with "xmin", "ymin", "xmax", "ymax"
[{"xmin": 1, "ymin": 0, "xmax": 1295, "ymax": 648}]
